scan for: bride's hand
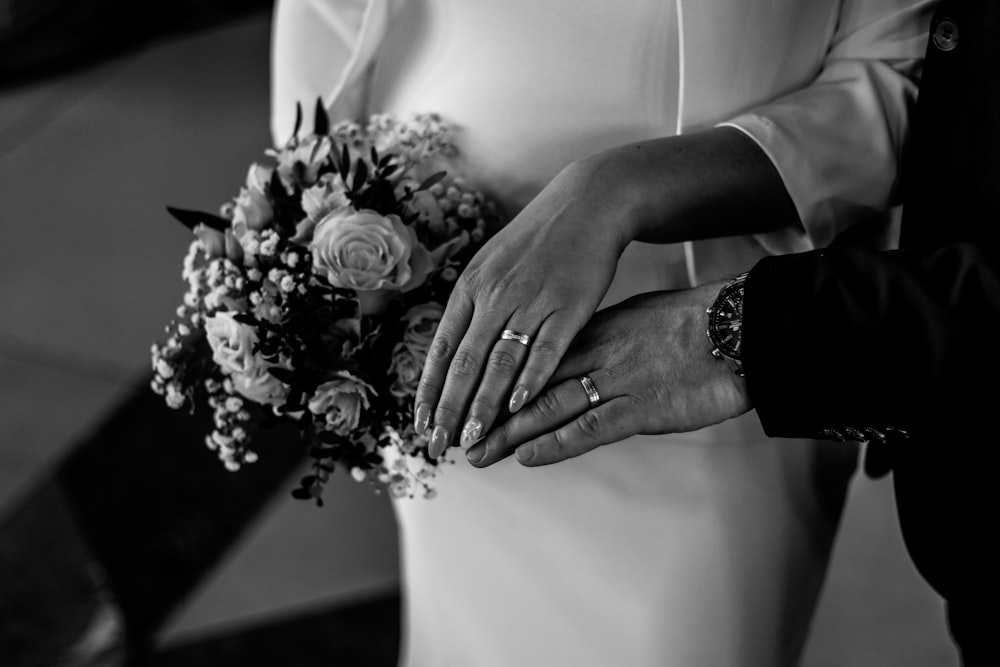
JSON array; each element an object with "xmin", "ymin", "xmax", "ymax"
[
  {"xmin": 464, "ymin": 285, "xmax": 752, "ymax": 467},
  {"xmin": 417, "ymin": 157, "xmax": 638, "ymax": 458}
]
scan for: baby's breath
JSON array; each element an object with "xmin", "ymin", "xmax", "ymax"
[{"xmin": 154, "ymin": 103, "xmax": 504, "ymax": 504}]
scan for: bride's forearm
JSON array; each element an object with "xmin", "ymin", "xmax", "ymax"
[{"xmin": 577, "ymin": 126, "xmax": 801, "ymax": 245}]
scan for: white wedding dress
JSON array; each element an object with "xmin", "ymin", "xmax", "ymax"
[{"xmin": 271, "ymin": 1, "xmax": 931, "ymax": 665}]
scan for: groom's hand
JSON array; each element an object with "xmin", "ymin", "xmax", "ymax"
[{"xmin": 466, "ymin": 283, "xmax": 753, "ymax": 467}]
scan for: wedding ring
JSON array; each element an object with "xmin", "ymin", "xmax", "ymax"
[
  {"xmin": 579, "ymin": 375, "xmax": 601, "ymax": 407},
  {"xmin": 500, "ymin": 329, "xmax": 532, "ymax": 347}
]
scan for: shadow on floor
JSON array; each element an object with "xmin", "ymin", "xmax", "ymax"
[{"xmin": 0, "ymin": 381, "xmax": 400, "ymax": 667}]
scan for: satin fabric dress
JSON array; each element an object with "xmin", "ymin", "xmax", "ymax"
[{"xmin": 271, "ymin": 1, "xmax": 933, "ymax": 664}]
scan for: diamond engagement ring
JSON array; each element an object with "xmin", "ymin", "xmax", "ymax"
[
  {"xmin": 579, "ymin": 375, "xmax": 601, "ymax": 407},
  {"xmin": 500, "ymin": 329, "xmax": 532, "ymax": 346}
]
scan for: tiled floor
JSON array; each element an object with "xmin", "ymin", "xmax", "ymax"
[{"xmin": 0, "ymin": 7, "xmax": 960, "ymax": 667}]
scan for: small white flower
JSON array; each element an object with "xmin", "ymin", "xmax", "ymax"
[
  {"xmin": 280, "ymin": 275, "xmax": 296, "ymax": 293},
  {"xmin": 225, "ymin": 397, "xmax": 244, "ymax": 412},
  {"xmin": 155, "ymin": 358, "xmax": 175, "ymax": 379},
  {"xmin": 244, "ymin": 450, "xmax": 258, "ymax": 463},
  {"xmin": 260, "ymin": 235, "xmax": 279, "ymax": 257},
  {"xmin": 351, "ymin": 467, "xmax": 367, "ymax": 483},
  {"xmin": 166, "ymin": 390, "xmax": 185, "ymax": 410}
]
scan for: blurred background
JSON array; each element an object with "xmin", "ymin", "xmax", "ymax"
[{"xmin": 0, "ymin": 1, "xmax": 960, "ymax": 665}]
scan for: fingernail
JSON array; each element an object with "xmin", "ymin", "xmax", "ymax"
[
  {"xmin": 509, "ymin": 385, "xmax": 529, "ymax": 413},
  {"xmin": 515, "ymin": 444, "xmax": 535, "ymax": 465},
  {"xmin": 460, "ymin": 419, "xmax": 482, "ymax": 449},
  {"xmin": 466, "ymin": 443, "xmax": 486, "ymax": 465},
  {"xmin": 414, "ymin": 403, "xmax": 430, "ymax": 434},
  {"xmin": 430, "ymin": 425, "xmax": 450, "ymax": 457}
]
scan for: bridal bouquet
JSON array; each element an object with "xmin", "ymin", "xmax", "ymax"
[{"xmin": 151, "ymin": 103, "xmax": 501, "ymax": 502}]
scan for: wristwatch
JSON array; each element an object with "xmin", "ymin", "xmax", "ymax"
[{"xmin": 706, "ymin": 272, "xmax": 748, "ymax": 377}]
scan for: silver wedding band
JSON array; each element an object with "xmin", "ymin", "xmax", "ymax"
[
  {"xmin": 500, "ymin": 329, "xmax": 532, "ymax": 347},
  {"xmin": 579, "ymin": 375, "xmax": 601, "ymax": 407}
]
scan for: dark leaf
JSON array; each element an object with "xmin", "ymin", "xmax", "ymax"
[
  {"xmin": 232, "ymin": 313, "xmax": 257, "ymax": 326},
  {"xmin": 352, "ymin": 157, "xmax": 369, "ymax": 193},
  {"xmin": 166, "ymin": 206, "xmax": 229, "ymax": 232},
  {"xmin": 370, "ymin": 146, "xmax": 379, "ymax": 166},
  {"xmin": 291, "ymin": 487, "xmax": 313, "ymax": 500},
  {"xmin": 291, "ymin": 101, "xmax": 303, "ymax": 141},
  {"xmin": 310, "ymin": 444, "xmax": 340, "ymax": 458},
  {"xmin": 339, "ymin": 144, "xmax": 351, "ymax": 183},
  {"xmin": 318, "ymin": 430, "xmax": 341, "ymax": 444},
  {"xmin": 417, "ymin": 171, "xmax": 448, "ymax": 192},
  {"xmin": 313, "ymin": 97, "xmax": 329, "ymax": 136},
  {"xmin": 309, "ymin": 136, "xmax": 326, "ymax": 164},
  {"xmin": 267, "ymin": 366, "xmax": 297, "ymax": 383}
]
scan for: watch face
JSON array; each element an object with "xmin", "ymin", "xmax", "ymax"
[{"xmin": 708, "ymin": 282, "xmax": 743, "ymax": 360}]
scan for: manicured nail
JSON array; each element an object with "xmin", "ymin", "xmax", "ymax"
[
  {"xmin": 430, "ymin": 425, "xmax": 450, "ymax": 458},
  {"xmin": 515, "ymin": 444, "xmax": 535, "ymax": 464},
  {"xmin": 460, "ymin": 419, "xmax": 482, "ymax": 449},
  {"xmin": 466, "ymin": 443, "xmax": 486, "ymax": 465},
  {"xmin": 509, "ymin": 385, "xmax": 529, "ymax": 413},
  {"xmin": 414, "ymin": 403, "xmax": 430, "ymax": 434}
]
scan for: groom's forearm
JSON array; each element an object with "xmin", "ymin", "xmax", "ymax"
[
  {"xmin": 575, "ymin": 125, "xmax": 801, "ymax": 245},
  {"xmin": 743, "ymin": 242, "xmax": 1000, "ymax": 440}
]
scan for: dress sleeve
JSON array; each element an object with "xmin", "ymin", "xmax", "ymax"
[
  {"xmin": 270, "ymin": 0, "xmax": 405, "ymax": 146},
  {"xmin": 719, "ymin": 0, "xmax": 936, "ymax": 254}
]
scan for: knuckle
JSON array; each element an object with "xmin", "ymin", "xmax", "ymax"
[
  {"xmin": 449, "ymin": 348, "xmax": 480, "ymax": 378},
  {"xmin": 415, "ymin": 377, "xmax": 442, "ymax": 400},
  {"xmin": 577, "ymin": 410, "xmax": 602, "ymax": 438},
  {"xmin": 487, "ymin": 348, "xmax": 519, "ymax": 374},
  {"xmin": 533, "ymin": 391, "xmax": 563, "ymax": 420},
  {"xmin": 433, "ymin": 402, "xmax": 462, "ymax": 424},
  {"xmin": 427, "ymin": 336, "xmax": 455, "ymax": 365},
  {"xmin": 550, "ymin": 428, "xmax": 570, "ymax": 453},
  {"xmin": 528, "ymin": 337, "xmax": 562, "ymax": 361},
  {"xmin": 468, "ymin": 396, "xmax": 497, "ymax": 422}
]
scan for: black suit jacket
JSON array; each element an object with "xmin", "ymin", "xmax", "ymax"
[{"xmin": 743, "ymin": 0, "xmax": 999, "ymax": 662}]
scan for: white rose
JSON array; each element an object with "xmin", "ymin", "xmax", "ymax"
[
  {"xmin": 246, "ymin": 163, "xmax": 273, "ymax": 194},
  {"xmin": 308, "ymin": 371, "xmax": 375, "ymax": 436},
  {"xmin": 194, "ymin": 223, "xmax": 224, "ymax": 258},
  {"xmin": 401, "ymin": 302, "xmax": 444, "ymax": 353},
  {"xmin": 389, "ymin": 343, "xmax": 424, "ymax": 400},
  {"xmin": 301, "ymin": 179, "xmax": 349, "ymax": 223},
  {"xmin": 311, "ymin": 208, "xmax": 433, "ymax": 294},
  {"xmin": 204, "ymin": 312, "xmax": 259, "ymax": 374},
  {"xmin": 232, "ymin": 186, "xmax": 273, "ymax": 232},
  {"xmin": 231, "ymin": 365, "xmax": 289, "ymax": 406}
]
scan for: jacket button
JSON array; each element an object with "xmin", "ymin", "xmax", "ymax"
[{"xmin": 933, "ymin": 19, "xmax": 959, "ymax": 51}]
